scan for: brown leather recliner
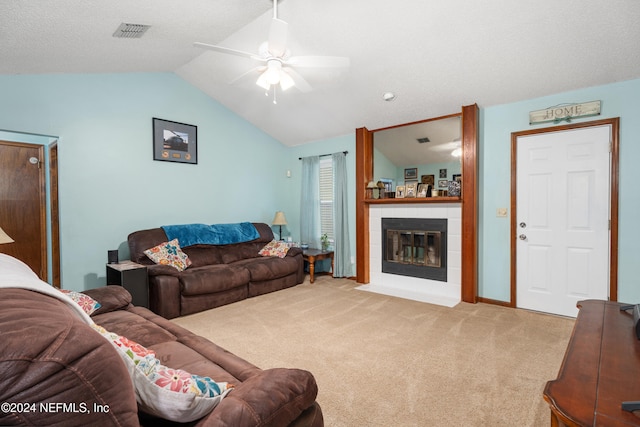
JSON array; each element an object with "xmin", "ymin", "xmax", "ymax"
[{"xmin": 0, "ymin": 285, "xmax": 323, "ymax": 426}]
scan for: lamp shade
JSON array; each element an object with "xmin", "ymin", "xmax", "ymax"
[
  {"xmin": 0, "ymin": 226, "xmax": 14, "ymax": 244},
  {"xmin": 366, "ymin": 181, "xmax": 377, "ymax": 189},
  {"xmin": 272, "ymin": 211, "xmax": 288, "ymax": 226}
]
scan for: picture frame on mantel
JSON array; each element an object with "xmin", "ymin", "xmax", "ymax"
[{"xmin": 153, "ymin": 118, "xmax": 198, "ymax": 164}]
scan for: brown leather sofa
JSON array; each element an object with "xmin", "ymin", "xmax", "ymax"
[
  {"xmin": 0, "ymin": 285, "xmax": 323, "ymax": 427},
  {"xmin": 128, "ymin": 222, "xmax": 304, "ymax": 319}
]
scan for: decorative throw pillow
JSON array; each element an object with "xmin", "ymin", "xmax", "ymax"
[
  {"xmin": 91, "ymin": 324, "xmax": 232, "ymax": 422},
  {"xmin": 144, "ymin": 239, "xmax": 192, "ymax": 271},
  {"xmin": 60, "ymin": 289, "xmax": 102, "ymax": 315},
  {"xmin": 258, "ymin": 239, "xmax": 290, "ymax": 258}
]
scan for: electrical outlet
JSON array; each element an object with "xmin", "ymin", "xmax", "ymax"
[{"xmin": 496, "ymin": 208, "xmax": 508, "ymax": 217}]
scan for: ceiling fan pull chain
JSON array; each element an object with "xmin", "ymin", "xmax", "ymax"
[
  {"xmin": 273, "ymin": 86, "xmax": 277, "ymax": 104},
  {"xmin": 273, "ymin": 0, "xmax": 278, "ymax": 20}
]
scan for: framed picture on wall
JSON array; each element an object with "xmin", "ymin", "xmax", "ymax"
[
  {"xmin": 421, "ymin": 174, "xmax": 434, "ymax": 185},
  {"xmin": 439, "ymin": 168, "xmax": 447, "ymax": 178},
  {"xmin": 153, "ymin": 118, "xmax": 198, "ymax": 164},
  {"xmin": 438, "ymin": 179, "xmax": 448, "ymax": 188},
  {"xmin": 404, "ymin": 168, "xmax": 418, "ymax": 180},
  {"xmin": 452, "ymin": 174, "xmax": 461, "ymax": 183}
]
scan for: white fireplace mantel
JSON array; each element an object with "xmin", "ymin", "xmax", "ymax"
[{"xmin": 357, "ymin": 203, "xmax": 462, "ymax": 307}]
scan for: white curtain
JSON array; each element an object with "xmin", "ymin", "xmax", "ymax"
[
  {"xmin": 332, "ymin": 152, "xmax": 352, "ymax": 277},
  {"xmin": 300, "ymin": 156, "xmax": 320, "ymax": 248}
]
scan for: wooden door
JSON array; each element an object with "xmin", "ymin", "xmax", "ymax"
[
  {"xmin": 0, "ymin": 141, "xmax": 47, "ymax": 279},
  {"xmin": 50, "ymin": 141, "xmax": 60, "ymax": 287}
]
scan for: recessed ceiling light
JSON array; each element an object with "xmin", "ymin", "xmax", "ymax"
[{"xmin": 382, "ymin": 92, "xmax": 396, "ymax": 102}]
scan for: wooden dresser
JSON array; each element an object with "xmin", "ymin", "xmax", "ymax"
[{"xmin": 544, "ymin": 300, "xmax": 640, "ymax": 426}]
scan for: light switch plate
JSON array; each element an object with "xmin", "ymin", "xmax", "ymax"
[{"xmin": 496, "ymin": 208, "xmax": 508, "ymax": 217}]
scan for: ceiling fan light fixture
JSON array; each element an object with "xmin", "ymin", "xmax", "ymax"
[
  {"xmin": 194, "ymin": 0, "xmax": 348, "ymax": 100},
  {"xmin": 279, "ymin": 71, "xmax": 295, "ymax": 91},
  {"xmin": 256, "ymin": 72, "xmax": 271, "ymax": 90},
  {"xmin": 265, "ymin": 60, "xmax": 282, "ymax": 85},
  {"xmin": 451, "ymin": 147, "xmax": 462, "ymax": 157}
]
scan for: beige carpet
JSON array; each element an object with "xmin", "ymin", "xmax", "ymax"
[{"xmin": 172, "ymin": 276, "xmax": 575, "ymax": 426}]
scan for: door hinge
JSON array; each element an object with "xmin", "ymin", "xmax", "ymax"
[{"xmin": 609, "ymin": 220, "xmax": 611, "ymax": 230}]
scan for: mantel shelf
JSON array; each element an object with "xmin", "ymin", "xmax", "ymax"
[{"xmin": 365, "ymin": 196, "xmax": 461, "ymax": 204}]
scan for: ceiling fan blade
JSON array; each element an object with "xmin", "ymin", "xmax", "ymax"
[
  {"xmin": 267, "ymin": 18, "xmax": 288, "ymax": 57},
  {"xmin": 283, "ymin": 68, "xmax": 313, "ymax": 93},
  {"xmin": 193, "ymin": 42, "xmax": 262, "ymax": 61},
  {"xmin": 287, "ymin": 55, "xmax": 350, "ymax": 69},
  {"xmin": 229, "ymin": 66, "xmax": 266, "ymax": 85},
  {"xmin": 430, "ymin": 142, "xmax": 460, "ymax": 152}
]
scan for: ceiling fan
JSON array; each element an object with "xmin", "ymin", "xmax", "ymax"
[{"xmin": 193, "ymin": 0, "xmax": 349, "ymax": 100}]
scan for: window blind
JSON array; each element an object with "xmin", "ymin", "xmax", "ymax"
[{"xmin": 319, "ymin": 157, "xmax": 334, "ymax": 242}]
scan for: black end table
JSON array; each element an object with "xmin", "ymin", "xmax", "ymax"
[{"xmin": 106, "ymin": 261, "xmax": 148, "ymax": 308}]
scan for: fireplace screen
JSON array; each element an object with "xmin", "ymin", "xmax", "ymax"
[
  {"xmin": 386, "ymin": 230, "xmax": 442, "ymax": 267},
  {"xmin": 381, "ymin": 218, "xmax": 447, "ymax": 282}
]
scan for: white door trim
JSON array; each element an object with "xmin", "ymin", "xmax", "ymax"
[{"xmin": 510, "ymin": 118, "xmax": 620, "ymax": 309}]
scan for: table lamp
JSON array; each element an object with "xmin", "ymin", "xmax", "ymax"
[
  {"xmin": 272, "ymin": 211, "xmax": 288, "ymax": 241},
  {"xmin": 0, "ymin": 226, "xmax": 14, "ymax": 244}
]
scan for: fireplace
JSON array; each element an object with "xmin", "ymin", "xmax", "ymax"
[{"xmin": 382, "ymin": 218, "xmax": 447, "ymax": 282}]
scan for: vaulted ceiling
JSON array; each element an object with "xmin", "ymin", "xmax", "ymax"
[{"xmin": 2, "ymin": 0, "xmax": 639, "ymax": 146}]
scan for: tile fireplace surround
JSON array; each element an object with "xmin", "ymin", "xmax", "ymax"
[{"xmin": 357, "ymin": 203, "xmax": 461, "ymax": 307}]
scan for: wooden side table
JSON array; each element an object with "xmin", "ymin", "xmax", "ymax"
[
  {"xmin": 302, "ymin": 249, "xmax": 334, "ymax": 283},
  {"xmin": 106, "ymin": 260, "xmax": 149, "ymax": 308},
  {"xmin": 543, "ymin": 300, "xmax": 640, "ymax": 426}
]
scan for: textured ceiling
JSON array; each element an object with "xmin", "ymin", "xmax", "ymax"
[{"xmin": 2, "ymin": 0, "xmax": 640, "ymax": 147}]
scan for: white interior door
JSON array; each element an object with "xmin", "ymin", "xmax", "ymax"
[{"xmin": 516, "ymin": 125, "xmax": 611, "ymax": 317}]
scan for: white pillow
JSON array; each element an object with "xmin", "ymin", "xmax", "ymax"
[{"xmin": 92, "ymin": 324, "xmax": 232, "ymax": 422}]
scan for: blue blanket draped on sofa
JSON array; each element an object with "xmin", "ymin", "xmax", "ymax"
[{"xmin": 161, "ymin": 222, "xmax": 260, "ymax": 247}]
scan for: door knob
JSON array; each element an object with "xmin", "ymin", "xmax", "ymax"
[
  {"xmin": 519, "ymin": 234, "xmax": 527, "ymax": 240},
  {"xmin": 519, "ymin": 222, "xmax": 526, "ymax": 228}
]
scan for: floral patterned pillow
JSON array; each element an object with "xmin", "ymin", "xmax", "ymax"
[
  {"xmin": 144, "ymin": 239, "xmax": 192, "ymax": 271},
  {"xmin": 60, "ymin": 289, "xmax": 102, "ymax": 315},
  {"xmin": 92, "ymin": 324, "xmax": 232, "ymax": 422},
  {"xmin": 258, "ymin": 239, "xmax": 290, "ymax": 258}
]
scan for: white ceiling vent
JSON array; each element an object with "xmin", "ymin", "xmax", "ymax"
[{"xmin": 113, "ymin": 23, "xmax": 151, "ymax": 39}]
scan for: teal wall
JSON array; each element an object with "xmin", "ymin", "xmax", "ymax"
[
  {"xmin": 1, "ymin": 72, "xmax": 638, "ymax": 302},
  {"xmin": 480, "ymin": 78, "xmax": 640, "ymax": 303},
  {"xmin": 0, "ymin": 73, "xmax": 288, "ymax": 291},
  {"xmin": 373, "ymin": 147, "xmax": 397, "ymax": 187},
  {"xmin": 373, "ymin": 149, "xmax": 462, "ymax": 189},
  {"xmin": 300, "ymin": 78, "xmax": 640, "ymax": 304}
]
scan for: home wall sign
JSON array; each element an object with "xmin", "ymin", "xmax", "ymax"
[{"xmin": 529, "ymin": 100, "xmax": 601, "ymax": 125}]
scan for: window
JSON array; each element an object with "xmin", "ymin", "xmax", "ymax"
[{"xmin": 319, "ymin": 157, "xmax": 334, "ymax": 243}]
